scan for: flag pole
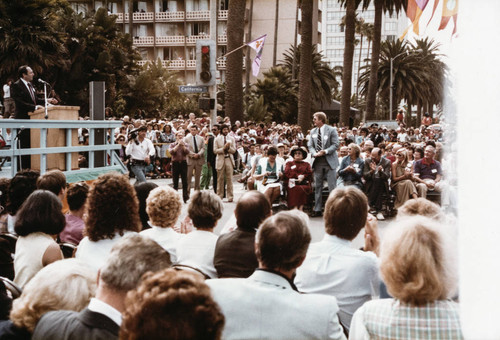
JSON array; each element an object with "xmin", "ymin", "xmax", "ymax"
[{"xmin": 222, "ymin": 44, "xmax": 248, "ymax": 58}]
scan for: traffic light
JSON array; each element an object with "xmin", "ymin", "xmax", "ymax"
[
  {"xmin": 196, "ymin": 40, "xmax": 216, "ymax": 86},
  {"xmin": 200, "ymin": 45, "xmax": 211, "ymax": 83}
]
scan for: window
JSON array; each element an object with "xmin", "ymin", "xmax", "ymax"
[
  {"xmin": 326, "ymin": 36, "xmax": 345, "ymax": 45},
  {"xmin": 327, "ymin": 24, "xmax": 342, "ymax": 33},
  {"xmin": 326, "ymin": 49, "xmax": 335, "ymax": 58},
  {"xmin": 326, "ymin": 11, "xmax": 343, "ymax": 20},
  {"xmin": 386, "ymin": 35, "xmax": 396, "ymax": 42},
  {"xmin": 385, "ymin": 22, "xmax": 397, "ymax": 31},
  {"xmin": 326, "ymin": 0, "xmax": 337, "ymax": 8}
]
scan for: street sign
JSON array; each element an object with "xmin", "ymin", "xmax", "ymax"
[{"xmin": 179, "ymin": 85, "xmax": 208, "ymax": 94}]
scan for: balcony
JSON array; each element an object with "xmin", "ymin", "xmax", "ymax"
[
  {"xmin": 156, "ymin": 36, "xmax": 185, "ymax": 46},
  {"xmin": 133, "ymin": 36, "xmax": 155, "ymax": 46},
  {"xmin": 218, "ymin": 10, "xmax": 228, "ymax": 20},
  {"xmin": 217, "ymin": 34, "xmax": 227, "ymax": 44},
  {"xmin": 156, "ymin": 11, "xmax": 185, "ymax": 21},
  {"xmin": 186, "ymin": 60, "xmax": 196, "ymax": 69},
  {"xmin": 186, "ymin": 34, "xmax": 209, "ymax": 44},
  {"xmin": 186, "ymin": 10, "xmax": 210, "ymax": 20}
]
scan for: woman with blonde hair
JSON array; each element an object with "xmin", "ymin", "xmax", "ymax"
[
  {"xmin": 350, "ymin": 216, "xmax": 462, "ymax": 339},
  {"xmin": 391, "ymin": 149, "xmax": 418, "ymax": 209},
  {"xmin": 0, "ymin": 259, "xmax": 96, "ymax": 338}
]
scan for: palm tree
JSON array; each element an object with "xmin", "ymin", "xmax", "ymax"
[
  {"xmin": 364, "ymin": 0, "xmax": 406, "ymax": 120},
  {"xmin": 297, "ymin": 0, "xmax": 313, "ymax": 132},
  {"xmin": 280, "ymin": 45, "xmax": 339, "ymax": 106},
  {"xmin": 226, "ymin": 0, "xmax": 246, "ymax": 123},
  {"xmin": 339, "ymin": 0, "xmax": 357, "ymax": 126},
  {"xmin": 0, "ymin": 0, "xmax": 68, "ymax": 80}
]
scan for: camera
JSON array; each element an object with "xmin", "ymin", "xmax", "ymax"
[{"xmin": 128, "ymin": 128, "xmax": 140, "ymax": 145}]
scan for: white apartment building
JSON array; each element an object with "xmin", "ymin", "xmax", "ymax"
[
  {"xmin": 67, "ymin": 0, "xmax": 321, "ymax": 84},
  {"xmin": 320, "ymin": 0, "xmax": 407, "ymax": 94}
]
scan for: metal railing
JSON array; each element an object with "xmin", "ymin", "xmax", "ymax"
[{"xmin": 0, "ymin": 120, "xmax": 126, "ymax": 181}]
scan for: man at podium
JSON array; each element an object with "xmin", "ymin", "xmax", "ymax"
[{"xmin": 11, "ymin": 65, "xmax": 58, "ymax": 169}]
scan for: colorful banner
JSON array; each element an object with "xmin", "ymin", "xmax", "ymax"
[
  {"xmin": 438, "ymin": 0, "xmax": 459, "ymax": 35},
  {"xmin": 247, "ymin": 34, "xmax": 267, "ymax": 77}
]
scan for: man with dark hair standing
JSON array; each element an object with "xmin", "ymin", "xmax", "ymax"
[
  {"xmin": 184, "ymin": 124, "xmax": 205, "ymax": 192},
  {"xmin": 125, "ymin": 125, "xmax": 155, "ymax": 183},
  {"xmin": 206, "ymin": 124, "xmax": 219, "ymax": 193},
  {"xmin": 295, "ymin": 187, "xmax": 380, "ymax": 333},
  {"xmin": 214, "ymin": 191, "xmax": 271, "ymax": 278},
  {"xmin": 214, "ymin": 124, "xmax": 236, "ymax": 202},
  {"xmin": 207, "ymin": 210, "xmax": 346, "ymax": 340},
  {"xmin": 307, "ymin": 112, "xmax": 339, "ymax": 217},
  {"xmin": 11, "ymin": 65, "xmax": 57, "ymax": 169}
]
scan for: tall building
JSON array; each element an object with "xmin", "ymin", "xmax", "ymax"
[
  {"xmin": 320, "ymin": 0, "xmax": 407, "ymax": 94},
  {"xmin": 66, "ymin": 0, "xmax": 321, "ymax": 85}
]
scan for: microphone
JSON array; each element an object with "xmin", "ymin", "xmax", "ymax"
[
  {"xmin": 14, "ymin": 127, "xmax": 25, "ymax": 141},
  {"xmin": 38, "ymin": 78, "xmax": 49, "ymax": 85}
]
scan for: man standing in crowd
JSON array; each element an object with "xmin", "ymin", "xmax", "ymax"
[
  {"xmin": 2, "ymin": 79, "xmax": 15, "ymax": 118},
  {"xmin": 11, "ymin": 65, "xmax": 57, "ymax": 169},
  {"xmin": 207, "ymin": 210, "xmax": 346, "ymax": 340},
  {"xmin": 184, "ymin": 125, "xmax": 205, "ymax": 192},
  {"xmin": 308, "ymin": 112, "xmax": 339, "ymax": 217},
  {"xmin": 295, "ymin": 187, "xmax": 380, "ymax": 332},
  {"xmin": 204, "ymin": 124, "xmax": 219, "ymax": 193},
  {"xmin": 125, "ymin": 125, "xmax": 155, "ymax": 183},
  {"xmin": 214, "ymin": 191, "xmax": 271, "ymax": 278},
  {"xmin": 214, "ymin": 124, "xmax": 236, "ymax": 202},
  {"xmin": 363, "ymin": 147, "xmax": 391, "ymax": 221},
  {"xmin": 32, "ymin": 234, "xmax": 172, "ymax": 340},
  {"xmin": 169, "ymin": 130, "xmax": 190, "ymax": 203}
]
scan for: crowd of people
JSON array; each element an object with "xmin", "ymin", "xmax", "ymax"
[{"xmin": 0, "ymin": 166, "xmax": 460, "ymax": 339}]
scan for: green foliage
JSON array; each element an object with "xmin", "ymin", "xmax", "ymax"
[{"xmin": 245, "ymin": 95, "xmax": 270, "ymax": 122}]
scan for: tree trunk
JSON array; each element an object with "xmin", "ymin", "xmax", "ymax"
[
  {"xmin": 417, "ymin": 101, "xmax": 422, "ymax": 127},
  {"xmin": 340, "ymin": 0, "xmax": 356, "ymax": 127},
  {"xmin": 129, "ymin": 0, "xmax": 134, "ymax": 36},
  {"xmin": 355, "ymin": 33, "xmax": 363, "ymax": 107},
  {"xmin": 226, "ymin": 0, "xmax": 246, "ymax": 123},
  {"xmin": 405, "ymin": 99, "xmax": 412, "ymax": 127},
  {"xmin": 365, "ymin": 0, "xmax": 382, "ymax": 120},
  {"xmin": 297, "ymin": 0, "xmax": 313, "ymax": 132},
  {"xmin": 291, "ymin": 0, "xmax": 300, "ymax": 80},
  {"xmin": 273, "ymin": 0, "xmax": 279, "ymax": 66}
]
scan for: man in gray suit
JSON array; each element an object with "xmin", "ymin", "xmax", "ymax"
[
  {"xmin": 184, "ymin": 124, "xmax": 205, "ymax": 192},
  {"xmin": 307, "ymin": 112, "xmax": 340, "ymax": 217},
  {"xmin": 32, "ymin": 235, "xmax": 171, "ymax": 340},
  {"xmin": 206, "ymin": 210, "xmax": 346, "ymax": 340}
]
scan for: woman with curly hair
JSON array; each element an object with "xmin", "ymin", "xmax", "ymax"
[
  {"xmin": 140, "ymin": 185, "xmax": 184, "ymax": 262},
  {"xmin": 120, "ymin": 268, "xmax": 224, "ymax": 340},
  {"xmin": 0, "ymin": 259, "xmax": 96, "ymax": 338},
  {"xmin": 76, "ymin": 172, "xmax": 141, "ymax": 271}
]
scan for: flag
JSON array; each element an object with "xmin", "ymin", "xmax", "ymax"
[
  {"xmin": 438, "ymin": 0, "xmax": 458, "ymax": 35},
  {"xmin": 247, "ymin": 34, "xmax": 267, "ymax": 77},
  {"xmin": 407, "ymin": 0, "xmax": 430, "ymax": 35}
]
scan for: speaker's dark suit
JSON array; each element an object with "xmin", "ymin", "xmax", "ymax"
[
  {"xmin": 10, "ymin": 79, "xmax": 43, "ymax": 169},
  {"xmin": 32, "ymin": 308, "xmax": 119, "ymax": 340}
]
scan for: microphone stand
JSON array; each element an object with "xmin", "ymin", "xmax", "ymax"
[{"xmin": 43, "ymin": 82, "xmax": 48, "ymax": 120}]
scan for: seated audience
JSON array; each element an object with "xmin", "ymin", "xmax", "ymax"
[
  {"xmin": 134, "ymin": 181, "xmax": 158, "ymax": 231},
  {"xmin": 295, "ymin": 187, "xmax": 380, "ymax": 332},
  {"xmin": 253, "ymin": 146, "xmax": 284, "ymax": 204},
  {"xmin": 350, "ymin": 216, "xmax": 462, "ymax": 339},
  {"xmin": 207, "ymin": 210, "xmax": 346, "ymax": 340},
  {"xmin": 33, "ymin": 234, "xmax": 171, "ymax": 340},
  {"xmin": 176, "ymin": 191, "xmax": 223, "ymax": 278},
  {"xmin": 362, "ymin": 147, "xmax": 391, "ymax": 220},
  {"xmin": 76, "ymin": 173, "xmax": 141, "ymax": 271},
  {"xmin": 141, "ymin": 185, "xmax": 184, "ymax": 263},
  {"xmin": 0, "ymin": 170, "xmax": 39, "ymax": 234},
  {"xmin": 0, "ymin": 259, "xmax": 96, "ymax": 338},
  {"xmin": 36, "ymin": 169, "xmax": 66, "ymax": 202},
  {"xmin": 14, "ymin": 190, "xmax": 65, "ymax": 288},
  {"xmin": 214, "ymin": 191, "xmax": 271, "ymax": 278},
  {"xmin": 338, "ymin": 143, "xmax": 364, "ymax": 190},
  {"xmin": 391, "ymin": 149, "xmax": 418, "ymax": 209},
  {"xmin": 284, "ymin": 146, "xmax": 312, "ymax": 210},
  {"xmin": 120, "ymin": 269, "xmax": 225, "ymax": 340},
  {"xmin": 59, "ymin": 182, "xmax": 89, "ymax": 245}
]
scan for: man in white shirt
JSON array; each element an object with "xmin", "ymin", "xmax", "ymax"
[
  {"xmin": 2, "ymin": 79, "xmax": 15, "ymax": 118},
  {"xmin": 295, "ymin": 186, "xmax": 380, "ymax": 333},
  {"xmin": 32, "ymin": 234, "xmax": 171, "ymax": 340},
  {"xmin": 125, "ymin": 125, "xmax": 155, "ymax": 183}
]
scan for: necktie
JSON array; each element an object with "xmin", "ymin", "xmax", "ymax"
[
  {"xmin": 316, "ymin": 128, "xmax": 322, "ymax": 152},
  {"xmin": 28, "ymin": 83, "xmax": 36, "ymax": 104},
  {"xmin": 193, "ymin": 136, "xmax": 198, "ymax": 153}
]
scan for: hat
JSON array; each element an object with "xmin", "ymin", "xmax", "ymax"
[
  {"xmin": 277, "ymin": 143, "xmax": 285, "ymax": 148},
  {"xmin": 291, "ymin": 146, "xmax": 308, "ymax": 159}
]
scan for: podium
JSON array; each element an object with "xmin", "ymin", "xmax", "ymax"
[{"xmin": 29, "ymin": 106, "xmax": 80, "ymax": 171}]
